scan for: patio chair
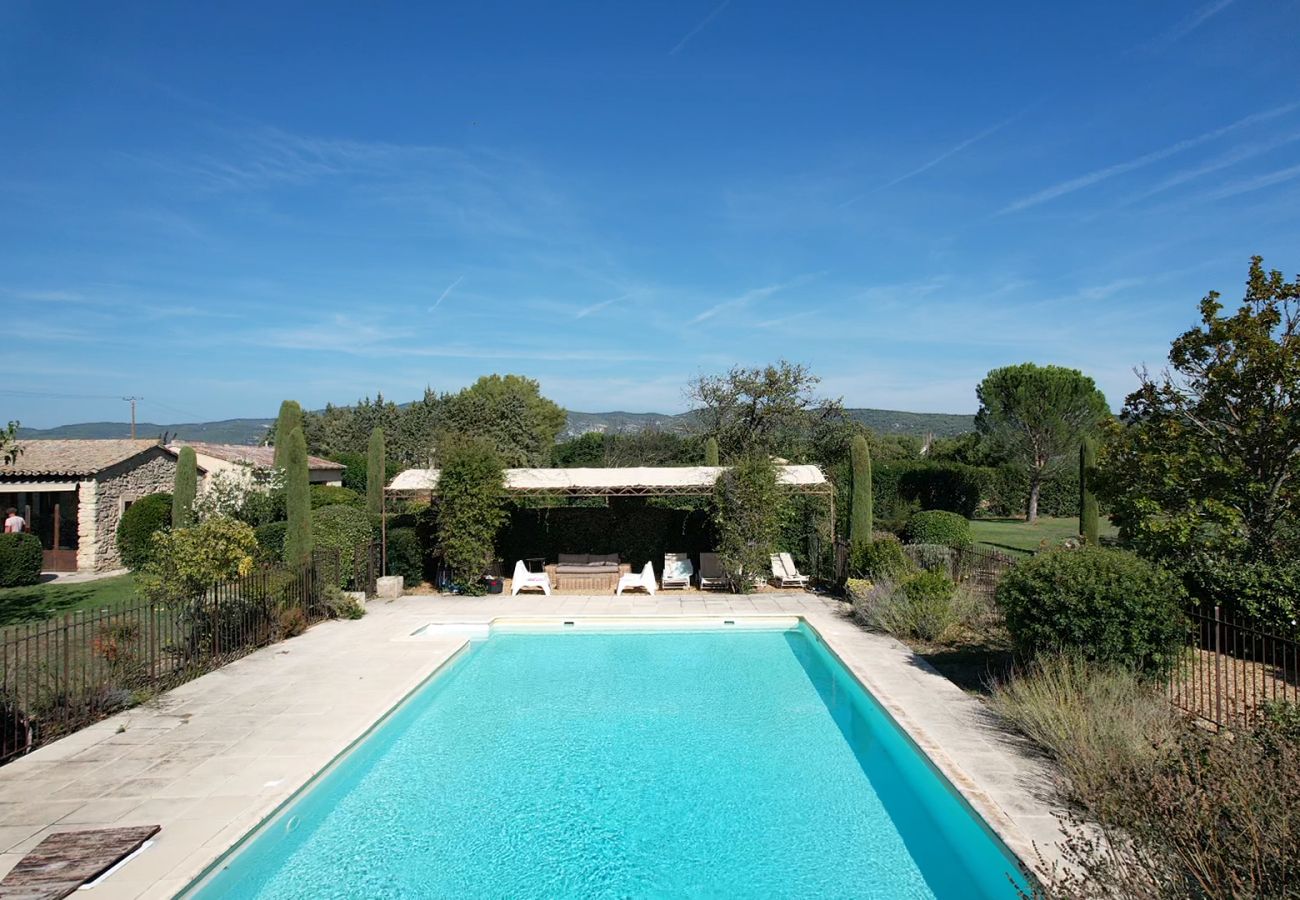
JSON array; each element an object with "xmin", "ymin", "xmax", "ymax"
[
  {"xmin": 510, "ymin": 559, "xmax": 551, "ymax": 596},
  {"xmin": 616, "ymin": 561, "xmax": 657, "ymax": 596},
  {"xmin": 698, "ymin": 552, "xmax": 728, "ymax": 590},
  {"xmin": 661, "ymin": 553, "xmax": 693, "ymax": 590},
  {"xmin": 771, "ymin": 553, "xmax": 810, "ymax": 589}
]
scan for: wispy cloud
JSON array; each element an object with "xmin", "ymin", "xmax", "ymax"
[
  {"xmin": 689, "ymin": 275, "xmax": 814, "ymax": 325},
  {"xmin": 575, "ymin": 292, "xmax": 633, "ymax": 318},
  {"xmin": 1194, "ymin": 162, "xmax": 1300, "ymax": 203},
  {"xmin": 669, "ymin": 0, "xmax": 730, "ymax": 55},
  {"xmin": 1144, "ymin": 0, "xmax": 1237, "ymax": 52},
  {"xmin": 429, "ymin": 275, "xmax": 463, "ymax": 312},
  {"xmin": 1000, "ymin": 102, "xmax": 1300, "ymax": 214},
  {"xmin": 840, "ymin": 115, "xmax": 1018, "ymax": 207},
  {"xmin": 1118, "ymin": 132, "xmax": 1300, "ymax": 206},
  {"xmin": 5, "ymin": 289, "xmax": 87, "ymax": 303}
]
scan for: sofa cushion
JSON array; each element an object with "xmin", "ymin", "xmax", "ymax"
[
  {"xmin": 558, "ymin": 553, "xmax": 589, "ymax": 566},
  {"xmin": 590, "ymin": 553, "xmax": 620, "ymax": 566}
]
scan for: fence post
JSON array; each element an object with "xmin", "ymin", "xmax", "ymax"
[
  {"xmin": 1213, "ymin": 604, "xmax": 1224, "ymax": 729},
  {"xmin": 213, "ymin": 588, "xmax": 221, "ymax": 659}
]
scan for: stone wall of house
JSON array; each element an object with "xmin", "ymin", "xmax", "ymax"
[{"xmin": 85, "ymin": 450, "xmax": 178, "ymax": 571}]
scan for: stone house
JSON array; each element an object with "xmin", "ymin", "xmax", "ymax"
[{"xmin": 0, "ymin": 440, "xmax": 193, "ymax": 573}]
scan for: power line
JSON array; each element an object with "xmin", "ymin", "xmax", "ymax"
[{"xmin": 0, "ymin": 388, "xmax": 124, "ymax": 401}]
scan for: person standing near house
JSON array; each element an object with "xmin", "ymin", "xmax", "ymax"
[{"xmin": 3, "ymin": 508, "xmax": 25, "ymax": 533}]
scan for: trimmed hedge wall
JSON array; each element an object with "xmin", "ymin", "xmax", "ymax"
[
  {"xmin": 0, "ymin": 533, "xmax": 43, "ymax": 587},
  {"xmin": 497, "ymin": 499, "xmax": 716, "ymax": 571},
  {"xmin": 386, "ymin": 527, "xmax": 425, "ymax": 586},
  {"xmin": 116, "ymin": 492, "xmax": 172, "ymax": 570}
]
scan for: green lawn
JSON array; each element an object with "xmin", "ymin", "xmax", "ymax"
[
  {"xmin": 0, "ymin": 574, "xmax": 139, "ymax": 629},
  {"xmin": 969, "ymin": 515, "xmax": 1117, "ymax": 555}
]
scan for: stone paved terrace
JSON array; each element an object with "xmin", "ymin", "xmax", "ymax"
[{"xmin": 0, "ymin": 592, "xmax": 1068, "ymax": 898}]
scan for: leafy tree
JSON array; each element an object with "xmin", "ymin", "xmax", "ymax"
[
  {"xmin": 172, "ymin": 446, "xmax": 198, "ymax": 528},
  {"xmin": 688, "ymin": 360, "xmax": 845, "ymax": 461},
  {"xmin": 975, "ymin": 363, "xmax": 1109, "ymax": 523},
  {"xmin": 849, "ymin": 434, "xmax": 873, "ymax": 550},
  {"xmin": 441, "ymin": 375, "xmax": 566, "ymax": 468},
  {"xmin": 1079, "ymin": 437, "xmax": 1099, "ymax": 544},
  {"xmin": 1100, "ymin": 257, "xmax": 1300, "ymax": 623},
  {"xmin": 1, "ymin": 420, "xmax": 20, "ymax": 466},
  {"xmin": 711, "ymin": 455, "xmax": 785, "ymax": 593},
  {"xmin": 272, "ymin": 400, "xmax": 304, "ymax": 467},
  {"xmin": 553, "ymin": 432, "xmax": 606, "ymax": 467},
  {"xmin": 704, "ymin": 437, "xmax": 720, "ymax": 466},
  {"xmin": 283, "ymin": 426, "xmax": 313, "ymax": 564},
  {"xmin": 366, "ymin": 426, "xmax": 385, "ymax": 516},
  {"xmin": 436, "ymin": 437, "xmax": 506, "ymax": 593},
  {"xmin": 552, "ymin": 429, "xmax": 699, "ymax": 467}
]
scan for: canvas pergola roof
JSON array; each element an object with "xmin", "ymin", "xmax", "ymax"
[{"xmin": 387, "ymin": 465, "xmax": 832, "ymax": 498}]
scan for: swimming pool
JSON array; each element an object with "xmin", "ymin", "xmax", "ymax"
[{"xmin": 186, "ymin": 624, "xmax": 1028, "ymax": 898}]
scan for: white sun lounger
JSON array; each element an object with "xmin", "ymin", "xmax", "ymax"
[
  {"xmin": 616, "ymin": 561, "xmax": 657, "ymax": 595},
  {"xmin": 661, "ymin": 553, "xmax": 693, "ymax": 590},
  {"xmin": 770, "ymin": 553, "xmax": 810, "ymax": 589},
  {"xmin": 511, "ymin": 559, "xmax": 551, "ymax": 596}
]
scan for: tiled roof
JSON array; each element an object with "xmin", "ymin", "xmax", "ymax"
[
  {"xmin": 0, "ymin": 440, "xmax": 167, "ymax": 477},
  {"xmin": 170, "ymin": 442, "xmax": 345, "ymax": 471}
]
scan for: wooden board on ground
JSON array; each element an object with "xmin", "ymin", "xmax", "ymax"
[{"xmin": 0, "ymin": 825, "xmax": 159, "ymax": 899}]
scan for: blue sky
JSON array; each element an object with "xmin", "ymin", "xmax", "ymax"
[{"xmin": 2, "ymin": 0, "xmax": 1299, "ymax": 428}]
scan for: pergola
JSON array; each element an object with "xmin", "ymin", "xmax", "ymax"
[{"xmin": 389, "ymin": 464, "xmax": 825, "ymax": 496}]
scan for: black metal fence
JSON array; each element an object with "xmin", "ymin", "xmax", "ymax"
[
  {"xmin": 0, "ymin": 545, "xmax": 377, "ymax": 765},
  {"xmin": 1170, "ymin": 604, "xmax": 1300, "ymax": 731}
]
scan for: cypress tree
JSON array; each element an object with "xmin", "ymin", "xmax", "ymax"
[
  {"xmin": 1079, "ymin": 437, "xmax": 1099, "ymax": 544},
  {"xmin": 283, "ymin": 426, "xmax": 313, "ymax": 563},
  {"xmin": 704, "ymin": 437, "xmax": 720, "ymax": 466},
  {"xmin": 849, "ymin": 434, "xmax": 873, "ymax": 549},
  {"xmin": 366, "ymin": 426, "xmax": 385, "ymax": 517},
  {"xmin": 272, "ymin": 400, "xmax": 304, "ymax": 468},
  {"xmin": 172, "ymin": 446, "xmax": 197, "ymax": 528}
]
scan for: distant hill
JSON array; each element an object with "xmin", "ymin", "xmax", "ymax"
[
  {"xmin": 18, "ymin": 407, "xmax": 974, "ymax": 445},
  {"xmin": 18, "ymin": 418, "xmax": 275, "ymax": 444}
]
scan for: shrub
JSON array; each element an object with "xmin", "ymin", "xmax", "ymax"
[
  {"xmin": 116, "ymin": 492, "xmax": 172, "ymax": 570},
  {"xmin": 309, "ymin": 485, "xmax": 360, "ymax": 509},
  {"xmin": 849, "ymin": 534, "xmax": 915, "ymax": 581},
  {"xmin": 385, "ymin": 526, "xmax": 424, "ymax": 586},
  {"xmin": 436, "ymin": 437, "xmax": 506, "ymax": 594},
  {"xmin": 996, "ymin": 546, "xmax": 1187, "ymax": 674},
  {"xmin": 321, "ymin": 584, "xmax": 366, "ymax": 620},
  {"xmin": 903, "ymin": 542, "xmax": 957, "ymax": 576},
  {"xmin": 712, "ymin": 455, "xmax": 784, "ymax": 593},
  {"xmin": 277, "ymin": 605, "xmax": 307, "ymax": 638},
  {"xmin": 873, "ymin": 461, "xmax": 985, "ymax": 525},
  {"xmin": 138, "ymin": 517, "xmax": 258, "ymax": 605},
  {"xmin": 991, "ymin": 654, "xmax": 1177, "ymax": 815},
  {"xmin": 904, "ymin": 509, "xmax": 971, "ymax": 547},
  {"xmin": 254, "ymin": 521, "xmax": 288, "ymax": 562},
  {"xmin": 312, "ymin": 505, "xmax": 373, "ymax": 588},
  {"xmin": 0, "ymin": 533, "xmax": 43, "ymax": 587},
  {"xmin": 852, "ymin": 569, "xmax": 965, "ymax": 642}
]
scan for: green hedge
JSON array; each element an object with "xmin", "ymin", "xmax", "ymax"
[
  {"xmin": 310, "ymin": 485, "xmax": 361, "ymax": 509},
  {"xmin": 386, "ymin": 527, "xmax": 424, "ymax": 586},
  {"xmin": 254, "ymin": 521, "xmax": 288, "ymax": 562},
  {"xmin": 0, "ymin": 533, "xmax": 43, "ymax": 587},
  {"xmin": 981, "ymin": 465, "xmax": 1081, "ymax": 518},
  {"xmin": 116, "ymin": 492, "xmax": 172, "ymax": 570},
  {"xmin": 497, "ymin": 499, "xmax": 716, "ymax": 570},
  {"xmin": 904, "ymin": 510, "xmax": 972, "ymax": 548},
  {"xmin": 872, "ymin": 461, "xmax": 984, "ymax": 529},
  {"xmin": 312, "ymin": 505, "xmax": 373, "ymax": 587},
  {"xmin": 996, "ymin": 547, "xmax": 1187, "ymax": 674}
]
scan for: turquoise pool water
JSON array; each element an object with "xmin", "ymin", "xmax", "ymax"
[{"xmin": 188, "ymin": 626, "xmax": 1027, "ymax": 898}]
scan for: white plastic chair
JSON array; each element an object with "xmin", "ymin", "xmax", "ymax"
[
  {"xmin": 510, "ymin": 559, "xmax": 551, "ymax": 596},
  {"xmin": 616, "ymin": 561, "xmax": 657, "ymax": 596}
]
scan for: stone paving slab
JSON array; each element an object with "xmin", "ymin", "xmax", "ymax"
[{"xmin": 0, "ymin": 591, "xmax": 1068, "ymax": 897}]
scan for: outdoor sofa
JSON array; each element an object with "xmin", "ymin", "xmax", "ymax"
[{"xmin": 545, "ymin": 553, "xmax": 631, "ymax": 592}]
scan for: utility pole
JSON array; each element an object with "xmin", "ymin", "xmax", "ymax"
[{"xmin": 122, "ymin": 397, "xmax": 141, "ymax": 439}]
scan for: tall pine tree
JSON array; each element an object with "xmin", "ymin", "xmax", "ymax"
[
  {"xmin": 849, "ymin": 434, "xmax": 873, "ymax": 549},
  {"xmin": 172, "ymin": 446, "xmax": 197, "ymax": 528},
  {"xmin": 366, "ymin": 427, "xmax": 385, "ymax": 516},
  {"xmin": 272, "ymin": 400, "xmax": 305, "ymax": 468},
  {"xmin": 283, "ymin": 426, "xmax": 313, "ymax": 564}
]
